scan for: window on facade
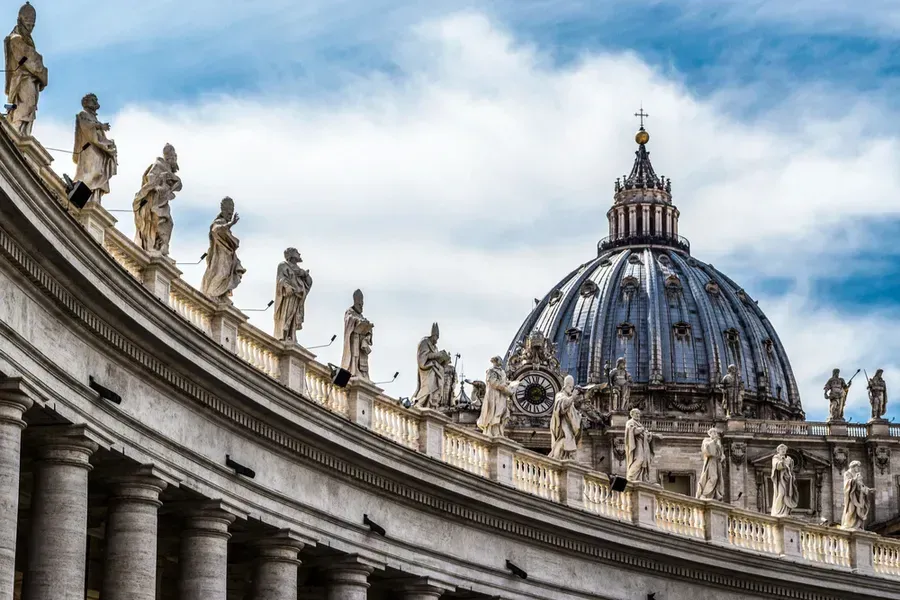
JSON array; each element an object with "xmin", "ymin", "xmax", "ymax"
[
  {"xmin": 661, "ymin": 473, "xmax": 693, "ymax": 496},
  {"xmin": 673, "ymin": 322, "xmax": 691, "ymax": 339},
  {"xmin": 617, "ymin": 323, "xmax": 635, "ymax": 338}
]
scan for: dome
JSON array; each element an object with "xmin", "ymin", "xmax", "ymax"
[{"xmin": 505, "ymin": 124, "xmax": 803, "ymax": 421}]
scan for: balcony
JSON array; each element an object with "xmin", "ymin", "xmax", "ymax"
[{"xmin": 597, "ymin": 233, "xmax": 691, "ymax": 255}]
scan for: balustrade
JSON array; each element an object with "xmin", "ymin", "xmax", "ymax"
[
  {"xmin": 442, "ymin": 429, "xmax": 490, "ymax": 478},
  {"xmin": 582, "ymin": 476, "xmax": 632, "ymax": 522},
  {"xmin": 372, "ymin": 398, "xmax": 420, "ymax": 450},
  {"xmin": 874, "ymin": 541, "xmax": 900, "ymax": 576},
  {"xmin": 654, "ymin": 495, "xmax": 705, "ymax": 538},
  {"xmin": 235, "ymin": 328, "xmax": 280, "ymax": 379},
  {"xmin": 104, "ymin": 234, "xmax": 144, "ymax": 280},
  {"xmin": 800, "ymin": 528, "xmax": 850, "ymax": 567},
  {"xmin": 727, "ymin": 514, "xmax": 780, "ymax": 554},
  {"xmin": 168, "ymin": 285, "xmax": 213, "ymax": 334},
  {"xmin": 513, "ymin": 453, "xmax": 560, "ymax": 502}
]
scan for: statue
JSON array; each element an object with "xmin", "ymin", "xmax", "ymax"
[
  {"xmin": 624, "ymin": 408, "xmax": 655, "ymax": 482},
  {"xmin": 442, "ymin": 362, "xmax": 458, "ymax": 408},
  {"xmin": 4, "ymin": 3, "xmax": 47, "ymax": 137},
  {"xmin": 824, "ymin": 368, "xmax": 853, "ymax": 422},
  {"xmin": 273, "ymin": 248, "xmax": 312, "ymax": 342},
  {"xmin": 867, "ymin": 369, "xmax": 888, "ymax": 421},
  {"xmin": 467, "ymin": 379, "xmax": 486, "ymax": 409},
  {"xmin": 548, "ymin": 375, "xmax": 582, "ymax": 460},
  {"xmin": 74, "ymin": 93, "xmax": 117, "ymax": 205},
  {"xmin": 132, "ymin": 144, "xmax": 181, "ymax": 255},
  {"xmin": 340, "ymin": 289, "xmax": 373, "ymax": 380},
  {"xmin": 721, "ymin": 364, "xmax": 744, "ymax": 418},
  {"xmin": 840, "ymin": 461, "xmax": 874, "ymax": 530},
  {"xmin": 476, "ymin": 356, "xmax": 520, "ymax": 437},
  {"xmin": 770, "ymin": 444, "xmax": 798, "ymax": 517},
  {"xmin": 608, "ymin": 357, "xmax": 633, "ymax": 411},
  {"xmin": 412, "ymin": 323, "xmax": 451, "ymax": 409},
  {"xmin": 200, "ymin": 197, "xmax": 245, "ymax": 302},
  {"xmin": 696, "ymin": 428, "xmax": 725, "ymax": 500}
]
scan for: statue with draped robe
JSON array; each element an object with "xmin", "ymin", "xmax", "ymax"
[
  {"xmin": 770, "ymin": 444, "xmax": 798, "ymax": 517},
  {"xmin": 868, "ymin": 369, "xmax": 888, "ymax": 421},
  {"xmin": 133, "ymin": 144, "xmax": 181, "ymax": 255},
  {"xmin": 74, "ymin": 93, "xmax": 117, "ymax": 204},
  {"xmin": 625, "ymin": 408, "xmax": 655, "ymax": 482},
  {"xmin": 696, "ymin": 428, "xmax": 725, "ymax": 500},
  {"xmin": 476, "ymin": 356, "xmax": 520, "ymax": 437},
  {"xmin": 840, "ymin": 461, "xmax": 874, "ymax": 530},
  {"xmin": 549, "ymin": 375, "xmax": 582, "ymax": 460},
  {"xmin": 412, "ymin": 323, "xmax": 450, "ymax": 409},
  {"xmin": 273, "ymin": 247, "xmax": 312, "ymax": 342},
  {"xmin": 200, "ymin": 197, "xmax": 245, "ymax": 302},
  {"xmin": 721, "ymin": 364, "xmax": 744, "ymax": 418},
  {"xmin": 4, "ymin": 3, "xmax": 47, "ymax": 137},
  {"xmin": 341, "ymin": 289, "xmax": 373, "ymax": 380}
]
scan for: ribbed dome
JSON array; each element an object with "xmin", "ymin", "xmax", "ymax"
[{"xmin": 504, "ymin": 124, "xmax": 803, "ymax": 420}]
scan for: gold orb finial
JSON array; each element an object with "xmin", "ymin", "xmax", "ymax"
[{"xmin": 635, "ymin": 129, "xmax": 650, "ymax": 145}]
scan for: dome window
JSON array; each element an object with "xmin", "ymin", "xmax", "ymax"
[
  {"xmin": 737, "ymin": 289, "xmax": 750, "ymax": 303},
  {"xmin": 705, "ymin": 281, "xmax": 720, "ymax": 295},
  {"xmin": 665, "ymin": 274, "xmax": 682, "ymax": 294},
  {"xmin": 673, "ymin": 322, "xmax": 691, "ymax": 339},
  {"xmin": 580, "ymin": 280, "xmax": 599, "ymax": 297},
  {"xmin": 599, "ymin": 258, "xmax": 613, "ymax": 267},
  {"xmin": 548, "ymin": 289, "xmax": 563, "ymax": 306},
  {"xmin": 658, "ymin": 254, "xmax": 672, "ymax": 266},
  {"xmin": 724, "ymin": 328, "xmax": 740, "ymax": 344},
  {"xmin": 565, "ymin": 327, "xmax": 581, "ymax": 342},
  {"xmin": 628, "ymin": 254, "xmax": 643, "ymax": 265},
  {"xmin": 617, "ymin": 322, "xmax": 635, "ymax": 338}
]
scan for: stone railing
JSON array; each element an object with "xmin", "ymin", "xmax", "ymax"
[
  {"xmin": 582, "ymin": 475, "xmax": 632, "ymax": 522},
  {"xmin": 442, "ymin": 426, "xmax": 490, "ymax": 478},
  {"xmin": 874, "ymin": 540, "xmax": 900, "ymax": 576},
  {"xmin": 372, "ymin": 396, "xmax": 419, "ymax": 450},
  {"xmin": 654, "ymin": 492, "xmax": 705, "ymax": 539},
  {"xmin": 235, "ymin": 323, "xmax": 281, "ymax": 379},
  {"xmin": 801, "ymin": 527, "xmax": 851, "ymax": 567},
  {"xmin": 727, "ymin": 511, "xmax": 781, "ymax": 554},
  {"xmin": 57, "ymin": 174, "xmax": 900, "ymax": 582}
]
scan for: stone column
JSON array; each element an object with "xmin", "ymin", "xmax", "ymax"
[
  {"xmin": 23, "ymin": 425, "xmax": 99, "ymax": 600},
  {"xmin": 102, "ymin": 468, "xmax": 168, "ymax": 600},
  {"xmin": 321, "ymin": 556, "xmax": 373, "ymax": 600},
  {"xmin": 616, "ymin": 208, "xmax": 625, "ymax": 239},
  {"xmin": 251, "ymin": 531, "xmax": 305, "ymax": 600},
  {"xmin": 607, "ymin": 212, "xmax": 615, "ymax": 238},
  {"xmin": 0, "ymin": 380, "xmax": 32, "ymax": 600},
  {"xmin": 642, "ymin": 205, "xmax": 650, "ymax": 234},
  {"xmin": 628, "ymin": 206, "xmax": 636, "ymax": 235},
  {"xmin": 397, "ymin": 582, "xmax": 447, "ymax": 600},
  {"xmin": 178, "ymin": 503, "xmax": 236, "ymax": 600}
]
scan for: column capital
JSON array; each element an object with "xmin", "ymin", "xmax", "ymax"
[
  {"xmin": 320, "ymin": 554, "xmax": 375, "ymax": 587},
  {"xmin": 251, "ymin": 529, "xmax": 309, "ymax": 567},
  {"xmin": 106, "ymin": 464, "xmax": 175, "ymax": 507},
  {"xmin": 0, "ymin": 377, "xmax": 35, "ymax": 427},
  {"xmin": 396, "ymin": 576, "xmax": 455, "ymax": 598},
  {"xmin": 181, "ymin": 500, "xmax": 238, "ymax": 541},
  {"xmin": 25, "ymin": 424, "xmax": 109, "ymax": 467}
]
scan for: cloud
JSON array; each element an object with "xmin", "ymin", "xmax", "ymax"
[{"xmin": 31, "ymin": 12, "xmax": 900, "ymax": 420}]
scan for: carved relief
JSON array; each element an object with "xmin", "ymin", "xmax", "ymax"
[
  {"xmin": 832, "ymin": 447, "xmax": 848, "ymax": 471},
  {"xmin": 507, "ymin": 330, "xmax": 561, "ymax": 376},
  {"xmin": 667, "ymin": 396, "xmax": 704, "ymax": 412},
  {"xmin": 870, "ymin": 446, "xmax": 891, "ymax": 475},
  {"xmin": 730, "ymin": 442, "xmax": 746, "ymax": 465},
  {"xmin": 613, "ymin": 437, "xmax": 626, "ymax": 462}
]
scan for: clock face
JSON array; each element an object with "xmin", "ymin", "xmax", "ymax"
[{"xmin": 514, "ymin": 372, "xmax": 557, "ymax": 415}]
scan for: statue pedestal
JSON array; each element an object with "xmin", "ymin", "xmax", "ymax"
[
  {"xmin": 413, "ymin": 407, "xmax": 451, "ymax": 459},
  {"xmin": 346, "ymin": 378, "xmax": 383, "ymax": 429},
  {"xmin": 827, "ymin": 419, "xmax": 848, "ymax": 437},
  {"xmin": 77, "ymin": 201, "xmax": 117, "ymax": 245},
  {"xmin": 609, "ymin": 412, "xmax": 628, "ymax": 428},
  {"xmin": 278, "ymin": 342, "xmax": 316, "ymax": 396},
  {"xmin": 209, "ymin": 301, "xmax": 248, "ymax": 353},
  {"xmin": 867, "ymin": 419, "xmax": 890, "ymax": 438},
  {"xmin": 142, "ymin": 253, "xmax": 182, "ymax": 302},
  {"xmin": 725, "ymin": 417, "xmax": 746, "ymax": 433}
]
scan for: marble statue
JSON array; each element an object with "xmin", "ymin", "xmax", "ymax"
[
  {"xmin": 341, "ymin": 289, "xmax": 373, "ymax": 380},
  {"xmin": 608, "ymin": 357, "xmax": 633, "ymax": 411},
  {"xmin": 476, "ymin": 356, "xmax": 520, "ymax": 438},
  {"xmin": 74, "ymin": 93, "xmax": 117, "ymax": 205},
  {"xmin": 549, "ymin": 375, "xmax": 583, "ymax": 460},
  {"xmin": 868, "ymin": 369, "xmax": 888, "ymax": 421},
  {"xmin": 200, "ymin": 197, "xmax": 245, "ymax": 302},
  {"xmin": 770, "ymin": 444, "xmax": 798, "ymax": 517},
  {"xmin": 273, "ymin": 248, "xmax": 312, "ymax": 342},
  {"xmin": 625, "ymin": 408, "xmax": 655, "ymax": 482},
  {"xmin": 412, "ymin": 323, "xmax": 451, "ymax": 409},
  {"xmin": 467, "ymin": 379, "xmax": 486, "ymax": 409},
  {"xmin": 133, "ymin": 144, "xmax": 181, "ymax": 255},
  {"xmin": 721, "ymin": 364, "xmax": 744, "ymax": 418},
  {"xmin": 696, "ymin": 428, "xmax": 725, "ymax": 500},
  {"xmin": 824, "ymin": 368, "xmax": 851, "ymax": 422},
  {"xmin": 840, "ymin": 461, "xmax": 874, "ymax": 530},
  {"xmin": 4, "ymin": 3, "xmax": 46, "ymax": 137},
  {"xmin": 442, "ymin": 362, "xmax": 458, "ymax": 408}
]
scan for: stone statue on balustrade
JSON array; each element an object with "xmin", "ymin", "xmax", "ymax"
[
  {"xmin": 74, "ymin": 93, "xmax": 117, "ymax": 205},
  {"xmin": 476, "ymin": 356, "xmax": 521, "ymax": 438},
  {"xmin": 824, "ymin": 368, "xmax": 851, "ymax": 422},
  {"xmin": 467, "ymin": 379, "xmax": 486, "ymax": 409},
  {"xmin": 273, "ymin": 247, "xmax": 312, "ymax": 343},
  {"xmin": 4, "ymin": 3, "xmax": 47, "ymax": 137},
  {"xmin": 200, "ymin": 197, "xmax": 245, "ymax": 303},
  {"xmin": 608, "ymin": 357, "xmax": 633, "ymax": 412},
  {"xmin": 696, "ymin": 428, "xmax": 725, "ymax": 501},
  {"xmin": 549, "ymin": 375, "xmax": 582, "ymax": 460},
  {"xmin": 341, "ymin": 289, "xmax": 373, "ymax": 381},
  {"xmin": 840, "ymin": 460, "xmax": 875, "ymax": 530},
  {"xmin": 721, "ymin": 364, "xmax": 744, "ymax": 418},
  {"xmin": 133, "ymin": 144, "xmax": 181, "ymax": 255},
  {"xmin": 770, "ymin": 444, "xmax": 798, "ymax": 517},
  {"xmin": 412, "ymin": 323, "xmax": 451, "ymax": 409},
  {"xmin": 442, "ymin": 362, "xmax": 458, "ymax": 408},
  {"xmin": 867, "ymin": 369, "xmax": 888, "ymax": 422},
  {"xmin": 625, "ymin": 408, "xmax": 655, "ymax": 482}
]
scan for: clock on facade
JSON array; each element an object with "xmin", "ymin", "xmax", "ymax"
[{"xmin": 513, "ymin": 371, "xmax": 557, "ymax": 415}]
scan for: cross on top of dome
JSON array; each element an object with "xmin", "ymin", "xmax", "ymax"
[{"xmin": 614, "ymin": 106, "xmax": 671, "ymax": 194}]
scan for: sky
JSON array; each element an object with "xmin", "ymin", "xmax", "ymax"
[{"xmin": 17, "ymin": 0, "xmax": 900, "ymax": 422}]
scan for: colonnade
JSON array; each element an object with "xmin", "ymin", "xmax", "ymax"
[
  {"xmin": 607, "ymin": 202, "xmax": 679, "ymax": 239},
  {"xmin": 0, "ymin": 380, "xmax": 456, "ymax": 600}
]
